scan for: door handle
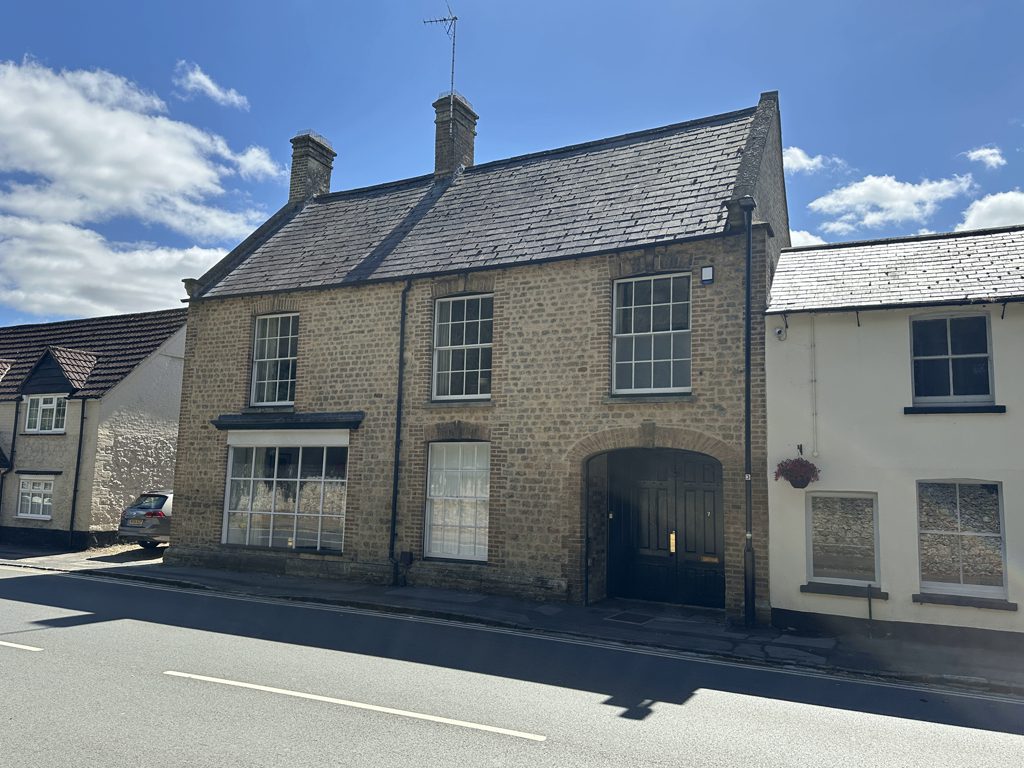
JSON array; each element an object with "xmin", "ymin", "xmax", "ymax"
[{"xmin": 669, "ymin": 530, "xmax": 676, "ymax": 554}]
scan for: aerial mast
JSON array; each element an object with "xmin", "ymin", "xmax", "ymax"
[{"xmin": 423, "ymin": 4, "xmax": 459, "ymax": 149}]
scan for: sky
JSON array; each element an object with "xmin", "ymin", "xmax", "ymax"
[{"xmin": 1, "ymin": 1, "xmax": 1023, "ymax": 325}]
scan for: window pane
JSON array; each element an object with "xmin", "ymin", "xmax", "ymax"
[
  {"xmin": 437, "ymin": 301, "xmax": 451, "ymax": 324},
  {"xmin": 424, "ymin": 442, "xmax": 489, "ymax": 560},
  {"xmin": 41, "ymin": 408, "xmax": 54, "ymax": 432},
  {"xmin": 672, "ymin": 331, "xmax": 692, "ymax": 361},
  {"xmin": 295, "ymin": 515, "xmax": 321, "ymax": 548},
  {"xmin": 811, "ymin": 496, "xmax": 875, "ymax": 581},
  {"xmin": 276, "ymin": 447, "xmax": 300, "ymax": 479},
  {"xmin": 634, "ymin": 336, "xmax": 652, "ymax": 361},
  {"xmin": 465, "ymin": 371, "xmax": 479, "ymax": 395},
  {"xmin": 634, "ymin": 306, "xmax": 651, "ymax": 333},
  {"xmin": 961, "ymin": 535, "xmax": 1004, "ymax": 587},
  {"xmin": 671, "ymin": 303, "xmax": 689, "ymax": 331},
  {"xmin": 27, "ymin": 399, "xmax": 39, "ymax": 430},
  {"xmin": 228, "ymin": 480, "xmax": 253, "ymax": 511},
  {"xmin": 480, "ymin": 321, "xmax": 492, "ymax": 344},
  {"xmin": 54, "ymin": 398, "xmax": 67, "ymax": 429},
  {"xmin": 615, "ymin": 363, "xmax": 632, "ymax": 390},
  {"xmin": 958, "ymin": 483, "xmax": 1001, "ymax": 534},
  {"xmin": 225, "ymin": 512, "xmax": 248, "ymax": 544},
  {"xmin": 273, "ymin": 479, "xmax": 297, "ymax": 513},
  {"xmin": 653, "ymin": 334, "xmax": 671, "ymax": 360},
  {"xmin": 300, "ymin": 447, "xmax": 325, "ymax": 479},
  {"xmin": 450, "ymin": 323, "xmax": 464, "ymax": 346},
  {"xmin": 672, "ymin": 276, "xmax": 690, "ymax": 302},
  {"xmin": 322, "ymin": 483, "xmax": 347, "ymax": 515},
  {"xmin": 672, "ymin": 360, "xmax": 691, "ymax": 388},
  {"xmin": 615, "ymin": 307, "xmax": 632, "ymax": 334},
  {"xmin": 254, "ymin": 448, "xmax": 277, "ymax": 478},
  {"xmin": 652, "ymin": 305, "xmax": 671, "ymax": 332},
  {"xmin": 271, "ymin": 514, "xmax": 296, "ymax": 548},
  {"xmin": 247, "ymin": 514, "xmax": 271, "ymax": 547},
  {"xmin": 251, "ymin": 480, "xmax": 273, "ymax": 512},
  {"xmin": 616, "ymin": 282, "xmax": 633, "ymax": 308},
  {"xmin": 652, "ymin": 278, "xmax": 671, "ymax": 304},
  {"xmin": 230, "ymin": 447, "xmax": 254, "ymax": 478},
  {"xmin": 951, "ymin": 357, "xmax": 989, "ymax": 396},
  {"xmin": 320, "ymin": 516, "xmax": 344, "ymax": 551},
  {"xmin": 435, "ymin": 322, "xmax": 449, "ymax": 347},
  {"xmin": 919, "ymin": 533, "xmax": 960, "ymax": 584},
  {"xmin": 466, "ymin": 322, "xmax": 479, "ymax": 344},
  {"xmin": 324, "ymin": 447, "xmax": 348, "ymax": 480},
  {"xmin": 481, "ymin": 296, "xmax": 493, "ymax": 320},
  {"xmin": 913, "ymin": 359, "xmax": 950, "ymax": 398},
  {"xmin": 615, "ymin": 338, "xmax": 633, "ymax": 363},
  {"xmin": 918, "ymin": 483, "xmax": 957, "ymax": 531},
  {"xmin": 466, "ymin": 298, "xmax": 480, "ymax": 320},
  {"xmin": 634, "ymin": 362, "xmax": 652, "ymax": 389},
  {"xmin": 949, "ymin": 317, "xmax": 987, "ymax": 355},
  {"xmin": 298, "ymin": 481, "xmax": 323, "ymax": 513},
  {"xmin": 634, "ymin": 280, "xmax": 652, "ymax": 306},
  {"xmin": 912, "ymin": 319, "xmax": 948, "ymax": 356},
  {"xmin": 653, "ymin": 361, "xmax": 672, "ymax": 389},
  {"xmin": 451, "ymin": 300, "xmax": 465, "ymax": 322}
]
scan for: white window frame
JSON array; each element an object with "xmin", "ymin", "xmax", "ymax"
[
  {"xmin": 805, "ymin": 491, "xmax": 879, "ymax": 586},
  {"xmin": 24, "ymin": 394, "xmax": 68, "ymax": 433},
  {"xmin": 424, "ymin": 441, "xmax": 490, "ymax": 561},
  {"xmin": 250, "ymin": 313, "xmax": 299, "ymax": 406},
  {"xmin": 17, "ymin": 476, "xmax": 55, "ymax": 519},
  {"xmin": 432, "ymin": 294, "xmax": 493, "ymax": 401},
  {"xmin": 909, "ymin": 312, "xmax": 994, "ymax": 405},
  {"xmin": 612, "ymin": 273, "xmax": 692, "ymax": 395},
  {"xmin": 916, "ymin": 479, "xmax": 1007, "ymax": 599},
  {"xmin": 221, "ymin": 429, "xmax": 349, "ymax": 553}
]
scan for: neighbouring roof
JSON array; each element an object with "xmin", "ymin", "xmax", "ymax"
[
  {"xmin": 0, "ymin": 309, "xmax": 187, "ymax": 400},
  {"xmin": 198, "ymin": 94, "xmax": 781, "ymax": 299},
  {"xmin": 768, "ymin": 225, "xmax": 1024, "ymax": 314}
]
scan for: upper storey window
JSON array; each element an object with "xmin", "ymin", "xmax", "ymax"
[
  {"xmin": 433, "ymin": 295, "xmax": 493, "ymax": 400},
  {"xmin": 613, "ymin": 274, "xmax": 691, "ymax": 394},
  {"xmin": 25, "ymin": 395, "xmax": 67, "ymax": 433},
  {"xmin": 252, "ymin": 314, "xmax": 299, "ymax": 406},
  {"xmin": 911, "ymin": 315, "xmax": 992, "ymax": 405}
]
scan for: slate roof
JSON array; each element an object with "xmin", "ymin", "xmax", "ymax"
[
  {"xmin": 767, "ymin": 225, "xmax": 1024, "ymax": 314},
  {"xmin": 0, "ymin": 309, "xmax": 187, "ymax": 400},
  {"xmin": 199, "ymin": 95, "xmax": 779, "ymax": 299}
]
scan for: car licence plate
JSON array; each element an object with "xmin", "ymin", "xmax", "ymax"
[{"xmin": 127, "ymin": 519, "xmax": 145, "ymax": 527}]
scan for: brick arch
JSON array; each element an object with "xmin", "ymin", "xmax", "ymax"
[{"xmin": 565, "ymin": 423, "xmax": 740, "ymax": 469}]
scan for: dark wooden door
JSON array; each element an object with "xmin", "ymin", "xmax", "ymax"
[{"xmin": 608, "ymin": 449, "xmax": 724, "ymax": 608}]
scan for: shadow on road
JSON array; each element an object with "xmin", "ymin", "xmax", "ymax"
[{"xmin": 0, "ymin": 569, "xmax": 1020, "ymax": 735}]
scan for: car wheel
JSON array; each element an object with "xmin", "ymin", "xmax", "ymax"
[{"xmin": 139, "ymin": 541, "xmax": 162, "ymax": 550}]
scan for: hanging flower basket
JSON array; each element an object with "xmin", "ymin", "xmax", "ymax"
[{"xmin": 774, "ymin": 457, "xmax": 820, "ymax": 489}]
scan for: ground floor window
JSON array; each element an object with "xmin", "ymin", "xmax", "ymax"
[
  {"xmin": 18, "ymin": 477, "xmax": 54, "ymax": 519},
  {"xmin": 425, "ymin": 442, "xmax": 490, "ymax": 561},
  {"xmin": 917, "ymin": 481, "xmax": 1005, "ymax": 597},
  {"xmin": 807, "ymin": 493, "xmax": 877, "ymax": 583},
  {"xmin": 224, "ymin": 443, "xmax": 347, "ymax": 551}
]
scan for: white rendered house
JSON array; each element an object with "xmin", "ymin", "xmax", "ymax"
[{"xmin": 765, "ymin": 226, "xmax": 1023, "ymax": 637}]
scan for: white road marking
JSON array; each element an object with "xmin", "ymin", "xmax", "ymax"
[
  {"xmin": 164, "ymin": 670, "xmax": 546, "ymax": 742},
  {"xmin": 0, "ymin": 639, "xmax": 43, "ymax": 652},
  {"xmin": 1, "ymin": 566, "xmax": 1017, "ymax": 707}
]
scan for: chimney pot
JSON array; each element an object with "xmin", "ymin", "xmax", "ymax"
[
  {"xmin": 433, "ymin": 93, "xmax": 478, "ymax": 178},
  {"xmin": 289, "ymin": 131, "xmax": 336, "ymax": 202}
]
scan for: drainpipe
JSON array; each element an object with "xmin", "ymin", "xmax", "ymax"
[
  {"xmin": 68, "ymin": 398, "xmax": 88, "ymax": 549},
  {"xmin": 738, "ymin": 195, "xmax": 757, "ymax": 628},
  {"xmin": 387, "ymin": 279, "xmax": 413, "ymax": 585},
  {"xmin": 0, "ymin": 398, "xmax": 22, "ymax": 518}
]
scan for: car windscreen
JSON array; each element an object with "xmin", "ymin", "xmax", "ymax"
[{"xmin": 128, "ymin": 494, "xmax": 167, "ymax": 510}]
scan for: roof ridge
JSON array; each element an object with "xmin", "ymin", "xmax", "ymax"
[
  {"xmin": 314, "ymin": 173, "xmax": 435, "ymax": 202},
  {"xmin": 0, "ymin": 307, "xmax": 187, "ymax": 333},
  {"xmin": 465, "ymin": 105, "xmax": 758, "ymax": 174},
  {"xmin": 782, "ymin": 223, "xmax": 1024, "ymax": 253}
]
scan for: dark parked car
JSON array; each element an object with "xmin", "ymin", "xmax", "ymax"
[{"xmin": 118, "ymin": 491, "xmax": 173, "ymax": 549}]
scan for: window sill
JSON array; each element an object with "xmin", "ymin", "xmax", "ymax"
[
  {"xmin": 424, "ymin": 399, "xmax": 493, "ymax": 408},
  {"xmin": 20, "ymin": 431, "xmax": 67, "ymax": 437},
  {"xmin": 912, "ymin": 592, "xmax": 1017, "ymax": 611},
  {"xmin": 16, "ymin": 515, "xmax": 52, "ymax": 521},
  {"xmin": 218, "ymin": 543, "xmax": 345, "ymax": 557},
  {"xmin": 904, "ymin": 405, "xmax": 1006, "ymax": 415},
  {"xmin": 242, "ymin": 405, "xmax": 295, "ymax": 413},
  {"xmin": 801, "ymin": 582, "xmax": 888, "ymax": 599},
  {"xmin": 604, "ymin": 393, "xmax": 694, "ymax": 404},
  {"xmin": 422, "ymin": 556, "xmax": 489, "ymax": 566}
]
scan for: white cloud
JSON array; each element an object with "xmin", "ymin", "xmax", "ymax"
[
  {"xmin": 964, "ymin": 146, "xmax": 1006, "ymax": 169},
  {"xmin": 956, "ymin": 190, "xmax": 1024, "ymax": 231},
  {"xmin": 808, "ymin": 174, "xmax": 974, "ymax": 234},
  {"xmin": 172, "ymin": 61, "xmax": 250, "ymax": 110},
  {"xmin": 0, "ymin": 58, "xmax": 280, "ymax": 317},
  {"xmin": 789, "ymin": 230, "xmax": 826, "ymax": 247},
  {"xmin": 782, "ymin": 146, "xmax": 845, "ymax": 175}
]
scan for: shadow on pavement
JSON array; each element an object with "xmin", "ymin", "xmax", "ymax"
[{"xmin": 0, "ymin": 568, "xmax": 1020, "ymax": 735}]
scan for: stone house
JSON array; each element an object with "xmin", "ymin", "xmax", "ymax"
[
  {"xmin": 766, "ymin": 226, "xmax": 1023, "ymax": 637},
  {"xmin": 0, "ymin": 309, "xmax": 187, "ymax": 547},
  {"xmin": 169, "ymin": 91, "xmax": 790, "ymax": 620}
]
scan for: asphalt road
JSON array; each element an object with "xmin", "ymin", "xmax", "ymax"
[{"xmin": 1, "ymin": 565, "xmax": 1021, "ymax": 767}]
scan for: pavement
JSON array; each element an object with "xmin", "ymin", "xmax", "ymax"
[{"xmin": 1, "ymin": 542, "xmax": 1021, "ymax": 698}]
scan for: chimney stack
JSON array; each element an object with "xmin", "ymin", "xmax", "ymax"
[
  {"xmin": 433, "ymin": 93, "xmax": 478, "ymax": 178},
  {"xmin": 289, "ymin": 131, "xmax": 336, "ymax": 203}
]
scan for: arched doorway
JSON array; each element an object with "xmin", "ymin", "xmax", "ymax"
[{"xmin": 601, "ymin": 448, "xmax": 725, "ymax": 608}]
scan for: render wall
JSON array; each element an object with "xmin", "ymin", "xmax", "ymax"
[
  {"xmin": 170, "ymin": 229, "xmax": 774, "ymax": 615},
  {"xmin": 89, "ymin": 327, "xmax": 186, "ymax": 531},
  {"xmin": 766, "ymin": 305, "xmax": 1024, "ymax": 632}
]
